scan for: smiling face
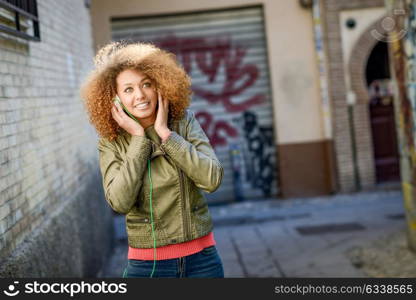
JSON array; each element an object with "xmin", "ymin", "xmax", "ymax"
[{"xmin": 115, "ymin": 68, "xmax": 158, "ymax": 128}]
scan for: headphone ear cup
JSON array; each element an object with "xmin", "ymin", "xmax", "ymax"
[{"xmin": 113, "ymin": 95, "xmax": 121, "ymax": 104}]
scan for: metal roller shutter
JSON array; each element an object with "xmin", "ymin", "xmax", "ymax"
[{"xmin": 111, "ymin": 5, "xmax": 279, "ymax": 204}]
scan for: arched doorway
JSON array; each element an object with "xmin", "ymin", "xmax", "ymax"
[{"xmin": 366, "ymin": 41, "xmax": 400, "ymax": 183}]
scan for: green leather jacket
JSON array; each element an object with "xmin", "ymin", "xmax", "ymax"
[{"xmin": 97, "ymin": 109, "xmax": 223, "ymax": 248}]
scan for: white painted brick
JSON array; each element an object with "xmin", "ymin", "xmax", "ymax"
[
  {"xmin": 0, "ymin": 203, "xmax": 10, "ymax": 220},
  {"xmin": 3, "ymin": 87, "xmax": 19, "ymax": 98},
  {"xmin": 0, "ymin": 63, "xmax": 8, "ymax": 73},
  {"xmin": 0, "ymin": 0, "xmax": 96, "ymax": 254},
  {"xmin": 0, "ymin": 219, "xmax": 8, "ymax": 235},
  {"xmin": 14, "ymin": 209, "xmax": 22, "ymax": 222},
  {"xmin": 0, "ymin": 75, "xmax": 13, "ymax": 86}
]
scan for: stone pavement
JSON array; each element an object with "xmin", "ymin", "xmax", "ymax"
[
  {"xmin": 98, "ymin": 189, "xmax": 409, "ymax": 278},
  {"xmin": 346, "ymin": 224, "xmax": 416, "ymax": 277}
]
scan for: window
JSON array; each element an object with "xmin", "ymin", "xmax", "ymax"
[{"xmin": 0, "ymin": 0, "xmax": 40, "ymax": 41}]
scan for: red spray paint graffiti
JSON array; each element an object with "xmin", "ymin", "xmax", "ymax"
[
  {"xmin": 157, "ymin": 34, "xmax": 265, "ymax": 147},
  {"xmin": 195, "ymin": 111, "xmax": 238, "ymax": 147},
  {"xmin": 159, "ymin": 34, "xmax": 264, "ymax": 113}
]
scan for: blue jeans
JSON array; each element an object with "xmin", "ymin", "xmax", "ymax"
[{"xmin": 122, "ymin": 245, "xmax": 224, "ymax": 278}]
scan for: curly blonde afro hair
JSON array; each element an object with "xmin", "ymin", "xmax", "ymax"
[{"xmin": 80, "ymin": 41, "xmax": 192, "ymax": 141}]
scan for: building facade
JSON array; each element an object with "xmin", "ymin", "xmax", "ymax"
[{"xmin": 321, "ymin": 0, "xmax": 399, "ymax": 193}]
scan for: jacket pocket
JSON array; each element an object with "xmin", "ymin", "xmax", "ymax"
[
  {"xmin": 127, "ymin": 217, "xmax": 150, "ymax": 224},
  {"xmin": 126, "ymin": 214, "xmax": 152, "ymax": 234}
]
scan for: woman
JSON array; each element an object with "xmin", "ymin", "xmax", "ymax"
[{"xmin": 80, "ymin": 41, "xmax": 225, "ymax": 278}]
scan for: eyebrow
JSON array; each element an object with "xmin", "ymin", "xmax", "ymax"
[{"xmin": 123, "ymin": 77, "xmax": 150, "ymax": 86}]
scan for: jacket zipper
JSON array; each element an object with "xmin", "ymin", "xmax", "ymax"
[
  {"xmin": 174, "ymin": 120, "xmax": 192, "ymax": 241},
  {"xmin": 178, "ymin": 167, "xmax": 190, "ymax": 241}
]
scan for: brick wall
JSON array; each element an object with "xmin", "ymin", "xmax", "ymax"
[
  {"xmin": 322, "ymin": 0, "xmax": 384, "ymax": 192},
  {"xmin": 0, "ymin": 0, "xmax": 114, "ymax": 277}
]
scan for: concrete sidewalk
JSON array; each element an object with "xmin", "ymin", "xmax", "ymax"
[{"xmin": 98, "ymin": 189, "xmax": 410, "ymax": 278}]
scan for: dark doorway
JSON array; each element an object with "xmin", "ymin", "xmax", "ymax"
[{"xmin": 366, "ymin": 41, "xmax": 400, "ymax": 183}]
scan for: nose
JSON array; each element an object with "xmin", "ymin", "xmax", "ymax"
[{"xmin": 134, "ymin": 86, "xmax": 145, "ymax": 101}]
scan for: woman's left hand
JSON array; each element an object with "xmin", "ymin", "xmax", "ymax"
[{"xmin": 154, "ymin": 91, "xmax": 172, "ymax": 142}]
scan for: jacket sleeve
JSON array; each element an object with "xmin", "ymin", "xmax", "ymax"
[
  {"xmin": 97, "ymin": 135, "xmax": 152, "ymax": 214},
  {"xmin": 160, "ymin": 111, "xmax": 224, "ymax": 193}
]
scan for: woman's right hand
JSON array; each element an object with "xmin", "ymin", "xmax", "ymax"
[{"xmin": 111, "ymin": 101, "xmax": 145, "ymax": 136}]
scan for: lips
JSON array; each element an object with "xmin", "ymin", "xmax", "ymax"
[{"xmin": 134, "ymin": 102, "xmax": 150, "ymax": 109}]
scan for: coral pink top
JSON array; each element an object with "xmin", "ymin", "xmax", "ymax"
[{"xmin": 128, "ymin": 231, "xmax": 216, "ymax": 260}]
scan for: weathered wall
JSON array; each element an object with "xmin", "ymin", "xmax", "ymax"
[
  {"xmin": 0, "ymin": 0, "xmax": 114, "ymax": 277},
  {"xmin": 386, "ymin": 0, "xmax": 416, "ymax": 251},
  {"xmin": 322, "ymin": 0, "xmax": 386, "ymax": 192}
]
